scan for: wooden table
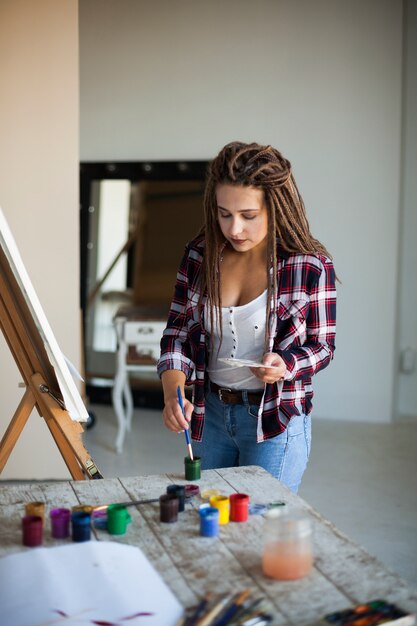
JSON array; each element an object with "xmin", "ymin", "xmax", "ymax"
[{"xmin": 1, "ymin": 466, "xmax": 416, "ymax": 625}]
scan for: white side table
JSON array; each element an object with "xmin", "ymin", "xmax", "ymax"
[{"xmin": 112, "ymin": 314, "xmax": 166, "ymax": 453}]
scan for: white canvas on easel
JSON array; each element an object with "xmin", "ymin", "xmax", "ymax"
[
  {"xmin": 0, "ymin": 207, "xmax": 87, "ymax": 423},
  {"xmin": 0, "ymin": 206, "xmax": 101, "ymax": 479}
]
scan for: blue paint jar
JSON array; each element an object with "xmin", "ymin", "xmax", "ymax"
[
  {"xmin": 71, "ymin": 512, "xmax": 91, "ymax": 542},
  {"xmin": 199, "ymin": 506, "xmax": 219, "ymax": 537}
]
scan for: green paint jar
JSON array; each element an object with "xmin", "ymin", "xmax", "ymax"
[
  {"xmin": 184, "ymin": 456, "xmax": 201, "ymax": 481},
  {"xmin": 107, "ymin": 504, "xmax": 131, "ymax": 535}
]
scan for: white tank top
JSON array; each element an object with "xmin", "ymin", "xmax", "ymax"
[{"xmin": 205, "ymin": 290, "xmax": 267, "ymax": 390}]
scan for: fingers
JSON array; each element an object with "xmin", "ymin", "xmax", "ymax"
[
  {"xmin": 163, "ymin": 399, "xmax": 193, "ymax": 433},
  {"xmin": 251, "ymin": 352, "xmax": 287, "ymax": 384},
  {"xmin": 250, "ymin": 366, "xmax": 284, "ymax": 384},
  {"xmin": 262, "ymin": 352, "xmax": 285, "ymax": 369},
  {"xmin": 260, "ymin": 372, "xmax": 284, "ymax": 384}
]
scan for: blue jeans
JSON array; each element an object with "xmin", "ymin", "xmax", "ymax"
[{"xmin": 192, "ymin": 391, "xmax": 312, "ymax": 493}]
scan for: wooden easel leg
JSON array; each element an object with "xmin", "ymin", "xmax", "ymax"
[
  {"xmin": 0, "ymin": 387, "xmax": 35, "ymax": 473},
  {"xmin": 44, "ymin": 417, "xmax": 86, "ymax": 480},
  {"xmin": 31, "ymin": 373, "xmax": 103, "ymax": 480}
]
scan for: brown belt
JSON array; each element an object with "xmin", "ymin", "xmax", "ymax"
[{"xmin": 209, "ymin": 381, "xmax": 263, "ymax": 406}]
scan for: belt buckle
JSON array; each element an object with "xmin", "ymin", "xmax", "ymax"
[{"xmin": 218, "ymin": 387, "xmax": 231, "ymax": 402}]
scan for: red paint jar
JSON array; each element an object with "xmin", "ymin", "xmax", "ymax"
[
  {"xmin": 22, "ymin": 515, "xmax": 43, "ymax": 547},
  {"xmin": 229, "ymin": 493, "xmax": 249, "ymax": 522}
]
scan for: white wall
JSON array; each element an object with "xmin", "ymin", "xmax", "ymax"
[
  {"xmin": 396, "ymin": 0, "xmax": 417, "ymax": 420},
  {"xmin": 0, "ymin": 0, "xmax": 80, "ymax": 478},
  {"xmin": 80, "ymin": 0, "xmax": 404, "ymax": 422},
  {"xmin": 0, "ymin": 1, "xmax": 409, "ymax": 480}
]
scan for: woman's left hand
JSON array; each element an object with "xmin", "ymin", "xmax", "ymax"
[{"xmin": 250, "ymin": 352, "xmax": 286, "ymax": 384}]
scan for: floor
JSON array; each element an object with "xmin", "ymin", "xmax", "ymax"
[{"xmin": 84, "ymin": 402, "xmax": 417, "ymax": 589}]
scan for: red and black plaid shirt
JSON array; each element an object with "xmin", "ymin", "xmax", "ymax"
[{"xmin": 157, "ymin": 234, "xmax": 337, "ymax": 442}]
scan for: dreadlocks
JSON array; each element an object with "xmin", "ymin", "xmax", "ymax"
[{"xmin": 199, "ymin": 141, "xmax": 333, "ymax": 351}]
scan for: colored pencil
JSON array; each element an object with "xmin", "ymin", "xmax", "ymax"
[{"xmin": 177, "ymin": 385, "xmax": 194, "ymax": 460}]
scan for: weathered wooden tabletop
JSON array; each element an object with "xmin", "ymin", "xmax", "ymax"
[{"xmin": 0, "ymin": 466, "xmax": 416, "ymax": 625}]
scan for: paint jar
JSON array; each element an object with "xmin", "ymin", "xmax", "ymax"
[
  {"xmin": 166, "ymin": 485, "xmax": 186, "ymax": 512},
  {"xmin": 209, "ymin": 495, "xmax": 230, "ymax": 525},
  {"xmin": 92, "ymin": 508, "xmax": 108, "ymax": 530},
  {"xmin": 184, "ymin": 456, "xmax": 201, "ymax": 481},
  {"xmin": 262, "ymin": 509, "xmax": 313, "ymax": 580},
  {"xmin": 230, "ymin": 493, "xmax": 250, "ymax": 522},
  {"xmin": 71, "ymin": 504, "xmax": 94, "ymax": 515},
  {"xmin": 184, "ymin": 484, "xmax": 200, "ymax": 501},
  {"xmin": 107, "ymin": 504, "xmax": 131, "ymax": 535},
  {"xmin": 199, "ymin": 506, "xmax": 220, "ymax": 537},
  {"xmin": 22, "ymin": 515, "xmax": 43, "ymax": 547},
  {"xmin": 201, "ymin": 488, "xmax": 220, "ymax": 500},
  {"xmin": 50, "ymin": 508, "xmax": 71, "ymax": 539},
  {"xmin": 71, "ymin": 511, "xmax": 92, "ymax": 542},
  {"xmin": 25, "ymin": 501, "xmax": 45, "ymax": 522},
  {"xmin": 159, "ymin": 494, "xmax": 179, "ymax": 523}
]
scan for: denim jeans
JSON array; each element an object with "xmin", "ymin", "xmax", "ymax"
[{"xmin": 192, "ymin": 391, "xmax": 312, "ymax": 493}]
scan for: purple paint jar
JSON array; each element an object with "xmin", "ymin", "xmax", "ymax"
[{"xmin": 50, "ymin": 508, "xmax": 71, "ymax": 539}]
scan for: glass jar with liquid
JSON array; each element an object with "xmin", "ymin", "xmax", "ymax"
[{"xmin": 262, "ymin": 508, "xmax": 313, "ymax": 580}]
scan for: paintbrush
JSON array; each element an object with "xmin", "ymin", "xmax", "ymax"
[
  {"xmin": 211, "ymin": 590, "xmax": 252, "ymax": 626},
  {"xmin": 193, "ymin": 595, "xmax": 234, "ymax": 626},
  {"xmin": 227, "ymin": 598, "xmax": 264, "ymax": 625},
  {"xmin": 238, "ymin": 618, "xmax": 272, "ymax": 626},
  {"xmin": 184, "ymin": 593, "xmax": 213, "ymax": 626},
  {"xmin": 93, "ymin": 498, "xmax": 159, "ymax": 512},
  {"xmin": 177, "ymin": 385, "xmax": 194, "ymax": 460}
]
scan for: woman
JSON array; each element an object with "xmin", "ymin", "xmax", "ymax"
[{"xmin": 157, "ymin": 141, "xmax": 336, "ymax": 492}]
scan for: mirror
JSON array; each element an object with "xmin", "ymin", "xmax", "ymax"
[{"xmin": 80, "ymin": 161, "xmax": 208, "ymax": 396}]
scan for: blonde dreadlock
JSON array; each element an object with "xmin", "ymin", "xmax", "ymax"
[{"xmin": 199, "ymin": 141, "xmax": 333, "ymax": 352}]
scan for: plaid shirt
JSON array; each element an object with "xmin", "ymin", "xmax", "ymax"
[{"xmin": 157, "ymin": 234, "xmax": 336, "ymax": 442}]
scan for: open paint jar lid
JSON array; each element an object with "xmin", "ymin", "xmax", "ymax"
[
  {"xmin": 184, "ymin": 484, "xmax": 200, "ymax": 499},
  {"xmin": 201, "ymin": 488, "xmax": 221, "ymax": 500}
]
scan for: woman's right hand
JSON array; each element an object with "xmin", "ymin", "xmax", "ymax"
[{"xmin": 162, "ymin": 395, "xmax": 194, "ymax": 433}]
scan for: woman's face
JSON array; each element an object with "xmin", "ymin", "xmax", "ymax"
[{"xmin": 215, "ymin": 184, "xmax": 268, "ymax": 253}]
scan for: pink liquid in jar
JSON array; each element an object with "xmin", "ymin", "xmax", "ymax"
[
  {"xmin": 262, "ymin": 510, "xmax": 313, "ymax": 580},
  {"xmin": 262, "ymin": 541, "xmax": 313, "ymax": 580}
]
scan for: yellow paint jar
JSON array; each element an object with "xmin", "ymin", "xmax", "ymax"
[
  {"xmin": 71, "ymin": 504, "xmax": 94, "ymax": 515},
  {"xmin": 209, "ymin": 495, "xmax": 230, "ymax": 525},
  {"xmin": 25, "ymin": 501, "xmax": 45, "ymax": 522}
]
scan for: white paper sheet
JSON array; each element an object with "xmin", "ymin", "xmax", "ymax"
[{"xmin": 0, "ymin": 542, "xmax": 184, "ymax": 626}]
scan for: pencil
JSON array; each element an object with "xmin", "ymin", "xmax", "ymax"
[{"xmin": 177, "ymin": 385, "xmax": 194, "ymax": 460}]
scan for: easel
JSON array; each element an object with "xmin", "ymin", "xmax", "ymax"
[{"xmin": 0, "ymin": 239, "xmax": 102, "ymax": 481}]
